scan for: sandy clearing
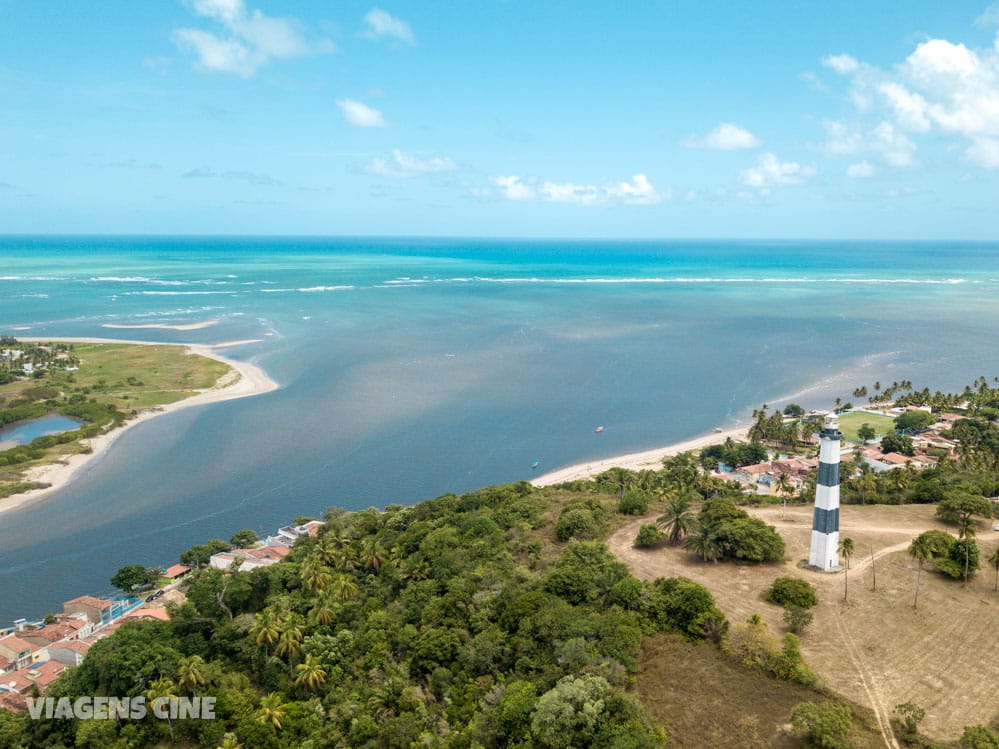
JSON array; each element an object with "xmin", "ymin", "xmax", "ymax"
[{"xmin": 608, "ymin": 503, "xmax": 999, "ymax": 742}]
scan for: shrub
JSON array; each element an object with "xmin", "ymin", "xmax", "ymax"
[
  {"xmin": 768, "ymin": 577, "xmax": 818, "ymax": 609},
  {"xmin": 714, "ymin": 517, "xmax": 786, "ymax": 562},
  {"xmin": 618, "ymin": 489, "xmax": 649, "ymax": 515},
  {"xmin": 634, "ymin": 524, "xmax": 666, "ymax": 548},
  {"xmin": 783, "ymin": 605, "xmax": 813, "ymax": 634},
  {"xmin": 555, "ymin": 508, "xmax": 597, "ymax": 542},
  {"xmin": 790, "ymin": 701, "xmax": 853, "ymax": 749}
]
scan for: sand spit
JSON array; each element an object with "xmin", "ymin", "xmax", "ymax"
[{"xmin": 0, "ymin": 337, "xmax": 278, "ymax": 514}]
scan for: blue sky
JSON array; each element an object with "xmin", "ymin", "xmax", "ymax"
[{"xmin": 2, "ymin": 1, "xmax": 999, "ymax": 238}]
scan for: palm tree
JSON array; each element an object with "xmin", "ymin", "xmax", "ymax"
[
  {"xmin": 656, "ymin": 495, "xmax": 694, "ymax": 545},
  {"xmin": 988, "ymin": 548, "xmax": 999, "ymax": 592},
  {"xmin": 838, "ymin": 537, "xmax": 855, "ymax": 601},
  {"xmin": 360, "ymin": 538, "xmax": 385, "ymax": 574},
  {"xmin": 275, "ymin": 619, "xmax": 304, "ymax": 664},
  {"xmin": 256, "ymin": 692, "xmax": 287, "ymax": 733},
  {"xmin": 683, "ymin": 517, "xmax": 721, "ymax": 563},
  {"xmin": 909, "ymin": 535, "xmax": 934, "ymax": 609},
  {"xmin": 294, "ymin": 653, "xmax": 328, "ymax": 691},
  {"xmin": 332, "ymin": 574, "xmax": 359, "ymax": 602},
  {"xmin": 217, "ymin": 733, "xmax": 243, "ymax": 749},
  {"xmin": 300, "ymin": 556, "xmax": 333, "ymax": 593},
  {"xmin": 775, "ymin": 473, "xmax": 794, "ymax": 519},
  {"xmin": 144, "ymin": 677, "xmax": 178, "ymax": 742},
  {"xmin": 250, "ymin": 608, "xmax": 282, "ymax": 654},
  {"xmin": 310, "ymin": 595, "xmax": 337, "ymax": 626},
  {"xmin": 176, "ymin": 655, "xmax": 206, "ymax": 696},
  {"xmin": 957, "ymin": 515, "xmax": 977, "ymax": 540}
]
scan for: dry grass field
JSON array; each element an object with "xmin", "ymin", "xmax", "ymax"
[{"xmin": 610, "ymin": 503, "xmax": 999, "ymax": 745}]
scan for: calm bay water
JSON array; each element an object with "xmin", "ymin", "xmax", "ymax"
[{"xmin": 2, "ymin": 236, "xmax": 999, "ymax": 621}]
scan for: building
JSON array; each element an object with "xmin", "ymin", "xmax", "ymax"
[
  {"xmin": 48, "ymin": 640, "xmax": 92, "ymax": 668},
  {"xmin": 62, "ymin": 596, "xmax": 135, "ymax": 627},
  {"xmin": 209, "ymin": 544, "xmax": 291, "ymax": 571},
  {"xmin": 809, "ymin": 414, "xmax": 842, "ymax": 571},
  {"xmin": 0, "ymin": 635, "xmax": 37, "ymax": 673},
  {"xmin": 161, "ymin": 563, "xmax": 192, "ymax": 580},
  {"xmin": 0, "ymin": 660, "xmax": 66, "ymax": 696}
]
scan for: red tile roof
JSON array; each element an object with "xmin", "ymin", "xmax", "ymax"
[
  {"xmin": 3, "ymin": 660, "xmax": 66, "ymax": 693},
  {"xmin": 0, "ymin": 635, "xmax": 35, "ymax": 654},
  {"xmin": 162, "ymin": 564, "xmax": 192, "ymax": 579},
  {"xmin": 63, "ymin": 595, "xmax": 113, "ymax": 611},
  {"xmin": 124, "ymin": 608, "xmax": 170, "ymax": 622}
]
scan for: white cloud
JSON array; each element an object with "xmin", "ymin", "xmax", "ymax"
[
  {"xmin": 493, "ymin": 176, "xmax": 536, "ymax": 201},
  {"xmin": 604, "ymin": 174, "xmax": 664, "ymax": 204},
  {"xmin": 823, "ymin": 30, "xmax": 999, "ymax": 168},
  {"xmin": 822, "ymin": 53, "xmax": 860, "ymax": 74},
  {"xmin": 682, "ymin": 123, "xmax": 761, "ymax": 150},
  {"xmin": 846, "ymin": 161, "xmax": 876, "ymax": 178},
  {"xmin": 491, "ymin": 173, "xmax": 664, "ymax": 205},
  {"xmin": 967, "ymin": 137, "xmax": 999, "ymax": 168},
  {"xmin": 337, "ymin": 99, "xmax": 387, "ymax": 128},
  {"xmin": 367, "ymin": 149, "xmax": 456, "ymax": 177},
  {"xmin": 740, "ymin": 153, "xmax": 815, "ymax": 188},
  {"xmin": 173, "ymin": 0, "xmax": 333, "ymax": 77},
  {"xmin": 362, "ymin": 8, "xmax": 415, "ymax": 44},
  {"xmin": 822, "ymin": 120, "xmax": 917, "ymax": 168}
]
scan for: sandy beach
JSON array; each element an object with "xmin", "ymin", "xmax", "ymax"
[
  {"xmin": 0, "ymin": 337, "xmax": 278, "ymax": 515},
  {"xmin": 531, "ymin": 425, "xmax": 751, "ymax": 487}
]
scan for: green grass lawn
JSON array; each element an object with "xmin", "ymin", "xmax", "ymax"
[
  {"xmin": 837, "ymin": 411, "xmax": 896, "ymax": 443},
  {"xmin": 0, "ymin": 342, "xmax": 230, "ymax": 496}
]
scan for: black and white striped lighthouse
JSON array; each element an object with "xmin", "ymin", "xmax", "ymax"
[{"xmin": 809, "ymin": 413, "xmax": 842, "ymax": 571}]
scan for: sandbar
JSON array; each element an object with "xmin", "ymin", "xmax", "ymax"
[
  {"xmin": 0, "ymin": 337, "xmax": 278, "ymax": 515},
  {"xmin": 101, "ymin": 321, "xmax": 219, "ymax": 331}
]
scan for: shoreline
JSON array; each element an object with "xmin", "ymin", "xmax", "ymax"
[
  {"xmin": 531, "ymin": 425, "xmax": 751, "ymax": 486},
  {"xmin": 0, "ymin": 337, "xmax": 279, "ymax": 515}
]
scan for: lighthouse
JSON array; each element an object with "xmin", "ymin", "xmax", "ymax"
[{"xmin": 809, "ymin": 413, "xmax": 842, "ymax": 571}]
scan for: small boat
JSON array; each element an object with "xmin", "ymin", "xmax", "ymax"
[
  {"xmin": 594, "ymin": 426, "xmax": 604, "ymax": 433},
  {"xmin": 531, "ymin": 461, "xmax": 540, "ymax": 470},
  {"xmin": 713, "ymin": 427, "xmax": 723, "ymax": 433}
]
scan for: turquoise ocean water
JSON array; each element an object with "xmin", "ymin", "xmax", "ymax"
[{"xmin": 2, "ymin": 236, "xmax": 999, "ymax": 622}]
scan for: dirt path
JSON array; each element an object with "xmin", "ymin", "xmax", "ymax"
[{"xmin": 607, "ymin": 504, "xmax": 999, "ymax": 743}]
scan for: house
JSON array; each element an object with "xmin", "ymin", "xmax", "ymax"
[
  {"xmin": 265, "ymin": 520, "xmax": 325, "ymax": 547},
  {"xmin": 0, "ymin": 690, "xmax": 26, "ymax": 712},
  {"xmin": 0, "ymin": 660, "xmax": 66, "ymax": 695},
  {"xmin": 62, "ymin": 595, "xmax": 135, "ymax": 627},
  {"xmin": 48, "ymin": 640, "xmax": 92, "ymax": 667},
  {"xmin": 18, "ymin": 622, "xmax": 83, "ymax": 649},
  {"xmin": 209, "ymin": 544, "xmax": 291, "ymax": 571},
  {"xmin": 161, "ymin": 563, "xmax": 192, "ymax": 580},
  {"xmin": 123, "ymin": 607, "xmax": 170, "ymax": 623},
  {"xmin": 0, "ymin": 635, "xmax": 37, "ymax": 672}
]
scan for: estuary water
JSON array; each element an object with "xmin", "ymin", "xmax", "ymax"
[{"xmin": 2, "ymin": 236, "xmax": 999, "ymax": 621}]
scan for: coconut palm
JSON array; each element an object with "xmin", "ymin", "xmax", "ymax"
[
  {"xmin": 274, "ymin": 619, "xmax": 304, "ymax": 663},
  {"xmin": 332, "ymin": 574, "xmax": 360, "ymax": 602},
  {"xmin": 310, "ymin": 595, "xmax": 337, "ymax": 626},
  {"xmin": 176, "ymin": 654, "xmax": 206, "ymax": 696},
  {"xmin": 656, "ymin": 495, "xmax": 694, "ymax": 545},
  {"xmin": 909, "ymin": 535, "xmax": 934, "ymax": 609},
  {"xmin": 775, "ymin": 473, "xmax": 794, "ymax": 519},
  {"xmin": 144, "ymin": 677, "xmax": 178, "ymax": 742},
  {"xmin": 989, "ymin": 548, "xmax": 999, "ymax": 592},
  {"xmin": 294, "ymin": 653, "xmax": 328, "ymax": 691},
  {"xmin": 360, "ymin": 538, "xmax": 385, "ymax": 574},
  {"xmin": 250, "ymin": 608, "xmax": 282, "ymax": 654},
  {"xmin": 838, "ymin": 537, "xmax": 855, "ymax": 601},
  {"xmin": 683, "ymin": 517, "xmax": 721, "ymax": 563},
  {"xmin": 299, "ymin": 556, "xmax": 333, "ymax": 593},
  {"xmin": 256, "ymin": 692, "xmax": 287, "ymax": 732}
]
